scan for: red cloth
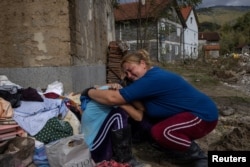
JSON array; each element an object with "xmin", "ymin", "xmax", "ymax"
[
  {"xmin": 43, "ymin": 92, "xmax": 60, "ymax": 99},
  {"xmin": 96, "ymin": 160, "xmax": 131, "ymax": 167}
]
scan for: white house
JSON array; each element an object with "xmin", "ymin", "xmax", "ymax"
[
  {"xmin": 181, "ymin": 6, "xmax": 199, "ymax": 59},
  {"xmin": 114, "ymin": 0, "xmax": 187, "ymax": 62}
]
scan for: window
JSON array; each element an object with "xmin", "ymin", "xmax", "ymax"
[
  {"xmin": 169, "ymin": 44, "xmax": 172, "ymax": 51},
  {"xmin": 123, "ymin": 21, "xmax": 130, "ymax": 30},
  {"xmin": 190, "ymin": 17, "xmax": 193, "ymax": 24},
  {"xmin": 177, "ymin": 27, "xmax": 180, "ymax": 36},
  {"xmin": 128, "ymin": 43, "xmax": 131, "ymax": 50},
  {"xmin": 161, "ymin": 44, "xmax": 166, "ymax": 54},
  {"xmin": 160, "ymin": 22, "xmax": 165, "ymax": 31},
  {"xmin": 175, "ymin": 46, "xmax": 178, "ymax": 55}
]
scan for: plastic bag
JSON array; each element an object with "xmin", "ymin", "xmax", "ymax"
[{"xmin": 45, "ymin": 134, "xmax": 95, "ymax": 167}]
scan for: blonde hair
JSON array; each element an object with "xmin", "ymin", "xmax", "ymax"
[{"xmin": 120, "ymin": 49, "xmax": 152, "ymax": 68}]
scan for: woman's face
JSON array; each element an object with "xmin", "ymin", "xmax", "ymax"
[{"xmin": 122, "ymin": 60, "xmax": 147, "ymax": 81}]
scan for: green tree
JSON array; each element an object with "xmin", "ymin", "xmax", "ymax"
[
  {"xmin": 220, "ymin": 11, "xmax": 250, "ymax": 54},
  {"xmin": 220, "ymin": 31, "xmax": 236, "ymax": 55},
  {"xmin": 199, "ymin": 21, "xmax": 221, "ymax": 32},
  {"xmin": 233, "ymin": 11, "xmax": 250, "ymax": 45}
]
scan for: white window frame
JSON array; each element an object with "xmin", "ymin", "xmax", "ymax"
[{"xmin": 175, "ymin": 45, "xmax": 178, "ymax": 55}]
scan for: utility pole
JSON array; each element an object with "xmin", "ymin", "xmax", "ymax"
[{"xmin": 137, "ymin": 0, "xmax": 142, "ymax": 49}]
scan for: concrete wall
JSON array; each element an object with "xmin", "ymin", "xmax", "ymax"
[{"xmin": 0, "ymin": 0, "xmax": 115, "ymax": 93}]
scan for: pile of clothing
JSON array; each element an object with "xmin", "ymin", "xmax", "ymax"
[{"xmin": 0, "ymin": 75, "xmax": 82, "ymax": 167}]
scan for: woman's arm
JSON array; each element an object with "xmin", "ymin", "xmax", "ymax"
[
  {"xmin": 88, "ymin": 89, "xmax": 126, "ymax": 105},
  {"xmin": 119, "ymin": 101, "xmax": 145, "ymax": 121},
  {"xmin": 88, "ymin": 86, "xmax": 145, "ymax": 121}
]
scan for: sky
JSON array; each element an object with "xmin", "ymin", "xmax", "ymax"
[
  {"xmin": 118, "ymin": 0, "xmax": 250, "ymax": 8},
  {"xmin": 198, "ymin": 0, "xmax": 250, "ymax": 8}
]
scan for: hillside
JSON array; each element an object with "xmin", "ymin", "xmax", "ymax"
[{"xmin": 196, "ymin": 6, "xmax": 250, "ymax": 25}]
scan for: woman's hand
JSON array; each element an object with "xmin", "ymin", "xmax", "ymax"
[
  {"xmin": 119, "ymin": 101, "xmax": 145, "ymax": 121},
  {"xmin": 106, "ymin": 83, "xmax": 123, "ymax": 90}
]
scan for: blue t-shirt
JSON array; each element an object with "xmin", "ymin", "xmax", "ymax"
[{"xmin": 119, "ymin": 66, "xmax": 218, "ymax": 121}]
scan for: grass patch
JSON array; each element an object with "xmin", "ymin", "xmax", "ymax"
[
  {"xmin": 159, "ymin": 61, "xmax": 220, "ymax": 88},
  {"xmin": 197, "ymin": 6, "xmax": 249, "ymax": 25}
]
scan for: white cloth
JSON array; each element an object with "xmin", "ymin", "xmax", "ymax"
[{"xmin": 44, "ymin": 81, "xmax": 63, "ymax": 95}]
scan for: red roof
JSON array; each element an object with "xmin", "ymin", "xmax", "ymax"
[
  {"xmin": 236, "ymin": 43, "xmax": 250, "ymax": 49},
  {"xmin": 199, "ymin": 32, "xmax": 220, "ymax": 41},
  {"xmin": 180, "ymin": 6, "xmax": 192, "ymax": 21},
  {"xmin": 114, "ymin": 0, "xmax": 172, "ymax": 21},
  {"xmin": 203, "ymin": 45, "xmax": 220, "ymax": 51}
]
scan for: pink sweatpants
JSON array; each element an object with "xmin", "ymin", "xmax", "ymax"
[{"xmin": 150, "ymin": 112, "xmax": 217, "ymax": 151}]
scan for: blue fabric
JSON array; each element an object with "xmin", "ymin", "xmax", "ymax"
[
  {"xmin": 33, "ymin": 145, "xmax": 50, "ymax": 167},
  {"xmin": 119, "ymin": 66, "xmax": 218, "ymax": 121},
  {"xmin": 13, "ymin": 97, "xmax": 68, "ymax": 136},
  {"xmin": 80, "ymin": 85, "xmax": 113, "ymax": 149},
  {"xmin": 80, "ymin": 95, "xmax": 90, "ymax": 111}
]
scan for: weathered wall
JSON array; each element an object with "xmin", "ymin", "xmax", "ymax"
[
  {"xmin": 0, "ymin": 0, "xmax": 71, "ymax": 67},
  {"xmin": 0, "ymin": 0, "xmax": 115, "ymax": 93},
  {"xmin": 71, "ymin": 0, "xmax": 115, "ymax": 66}
]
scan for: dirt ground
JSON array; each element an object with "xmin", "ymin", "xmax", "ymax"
[{"xmin": 131, "ymin": 61, "xmax": 250, "ymax": 167}]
